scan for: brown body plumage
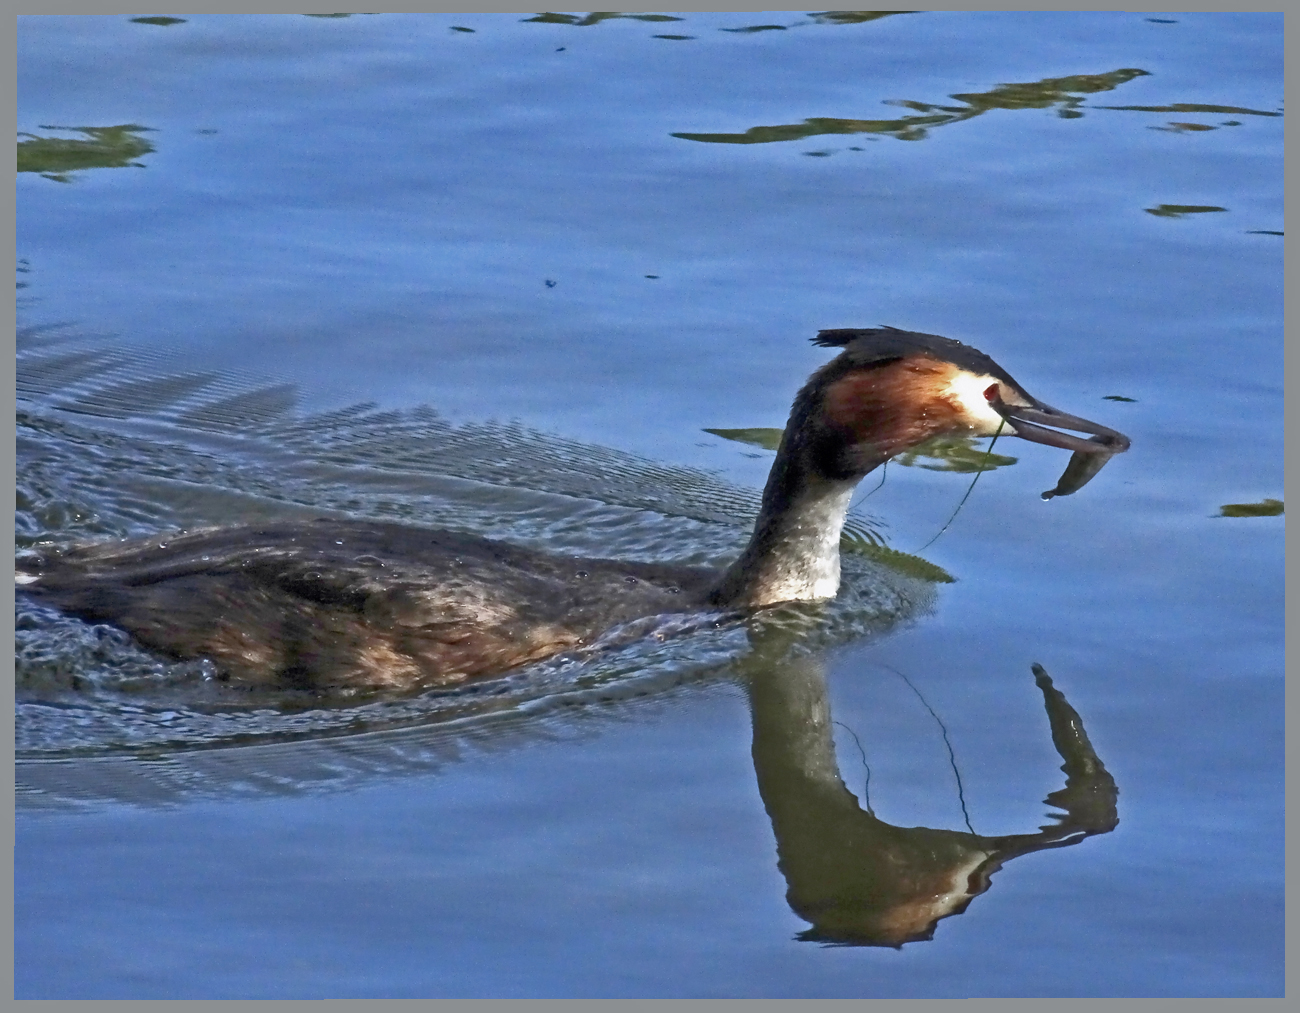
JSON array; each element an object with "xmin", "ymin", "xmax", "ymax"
[{"xmin": 18, "ymin": 327, "xmax": 1129, "ymax": 693}]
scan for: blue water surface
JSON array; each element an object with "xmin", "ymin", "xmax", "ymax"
[{"xmin": 15, "ymin": 12, "xmax": 1283, "ymax": 998}]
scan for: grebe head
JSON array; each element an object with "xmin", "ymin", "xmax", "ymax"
[
  {"xmin": 710, "ymin": 326, "xmax": 1130, "ymax": 608},
  {"xmin": 802, "ymin": 326, "xmax": 1130, "ymax": 478}
]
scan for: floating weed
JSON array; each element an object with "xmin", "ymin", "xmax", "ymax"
[{"xmin": 1218, "ymin": 499, "xmax": 1283, "ymax": 518}]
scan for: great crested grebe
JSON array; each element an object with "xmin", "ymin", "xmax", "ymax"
[{"xmin": 17, "ymin": 327, "xmax": 1129, "ymax": 693}]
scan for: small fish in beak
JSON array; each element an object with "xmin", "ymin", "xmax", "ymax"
[
  {"xmin": 1040, "ymin": 436, "xmax": 1126, "ymax": 499},
  {"xmin": 989, "ymin": 393, "xmax": 1130, "ymax": 499}
]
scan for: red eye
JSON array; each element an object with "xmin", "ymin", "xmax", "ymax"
[{"xmin": 984, "ymin": 383, "xmax": 1000, "ymax": 403}]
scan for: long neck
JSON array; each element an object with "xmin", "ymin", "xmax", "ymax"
[{"xmin": 709, "ymin": 435, "xmax": 881, "ymax": 608}]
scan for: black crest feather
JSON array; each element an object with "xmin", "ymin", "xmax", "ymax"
[
  {"xmin": 811, "ymin": 325, "xmax": 909, "ymax": 348},
  {"xmin": 810, "ymin": 326, "xmax": 1020, "ymax": 387}
]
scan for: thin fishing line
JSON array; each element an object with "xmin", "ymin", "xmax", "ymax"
[
  {"xmin": 843, "ymin": 461, "xmax": 888, "ymax": 545},
  {"xmin": 876, "ymin": 661, "xmax": 980, "ymax": 840},
  {"xmin": 833, "ymin": 719, "xmax": 874, "ymax": 815},
  {"xmin": 859, "ymin": 459, "xmax": 889, "ymax": 501},
  {"xmin": 917, "ymin": 419, "xmax": 1006, "ymax": 553}
]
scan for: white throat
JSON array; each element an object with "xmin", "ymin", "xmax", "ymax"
[{"xmin": 711, "ymin": 477, "xmax": 856, "ymax": 607}]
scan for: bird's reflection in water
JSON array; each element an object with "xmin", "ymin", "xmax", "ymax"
[
  {"xmin": 741, "ymin": 625, "xmax": 1117, "ymax": 947},
  {"xmin": 16, "ymin": 605, "xmax": 1118, "ymax": 954}
]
